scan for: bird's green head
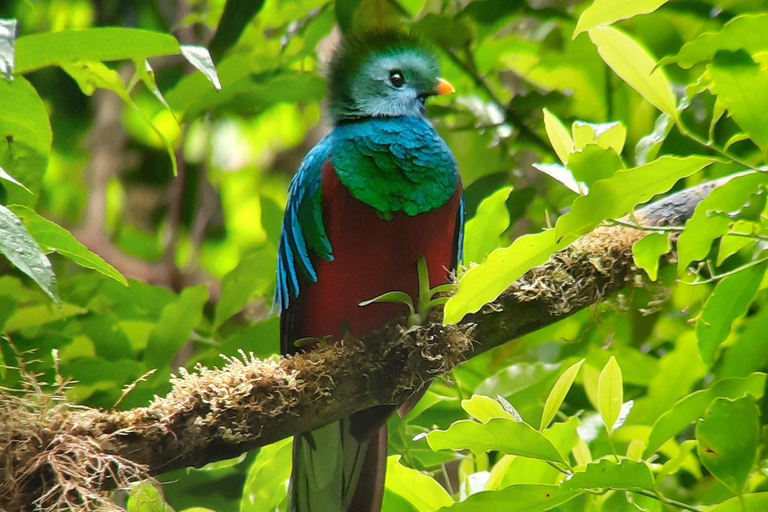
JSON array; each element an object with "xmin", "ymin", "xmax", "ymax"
[{"xmin": 327, "ymin": 31, "xmax": 454, "ymax": 122}]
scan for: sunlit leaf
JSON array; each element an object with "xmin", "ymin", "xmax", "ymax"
[
  {"xmin": 597, "ymin": 356, "xmax": 622, "ymax": 435},
  {"xmin": 588, "ymin": 26, "xmax": 677, "ymax": 119},
  {"xmin": 665, "ymin": 13, "xmax": 768, "ymax": 69},
  {"xmin": 9, "ymin": 205, "xmax": 127, "ymax": 286},
  {"xmin": 632, "ymin": 231, "xmax": 670, "ymax": 281},
  {"xmin": 697, "ymin": 396, "xmax": 759, "ymax": 495},
  {"xmin": 532, "ymin": 163, "xmax": 584, "ymax": 195},
  {"xmin": 464, "ymin": 186, "xmax": 513, "ymax": 264},
  {"xmin": 563, "ymin": 458, "xmax": 655, "ymax": 492},
  {"xmin": 540, "ymin": 359, "xmax": 584, "ymax": 430},
  {"xmin": 696, "ymin": 260, "xmax": 767, "ymax": 365},
  {"xmin": 0, "ymin": 75, "xmax": 51, "ymax": 207},
  {"xmin": 571, "ymin": 121, "xmax": 626, "ymax": 154},
  {"xmin": 427, "ymin": 417, "xmax": 567, "ymax": 465},
  {"xmin": 436, "ymin": 484, "xmax": 579, "ymax": 512},
  {"xmin": 710, "ymin": 493, "xmax": 768, "ymax": 512},
  {"xmin": 567, "ymin": 144, "xmax": 623, "ymax": 187},
  {"xmin": 574, "ymin": 0, "xmax": 668, "ymax": 36},
  {"xmin": 556, "ymin": 156, "xmax": 715, "ymax": 239},
  {"xmin": 180, "ymin": 45, "xmax": 221, "ymax": 90},
  {"xmin": 644, "ymin": 373, "xmax": 766, "ymax": 456},
  {"xmin": 445, "ymin": 229, "xmax": 575, "ymax": 324},
  {"xmin": 677, "ymin": 172, "xmax": 767, "ymax": 272},
  {"xmin": 14, "ymin": 28, "xmax": 180, "ymax": 74},
  {"xmin": 543, "ymin": 108, "xmax": 573, "ymax": 164},
  {"xmin": 707, "ymin": 51, "xmax": 768, "ymax": 154},
  {"xmin": 385, "ymin": 456, "xmax": 453, "ymax": 512},
  {"xmin": 461, "ymin": 394, "xmax": 516, "ymax": 423}
]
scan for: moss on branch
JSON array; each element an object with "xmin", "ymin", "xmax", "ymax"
[{"xmin": 0, "ymin": 178, "xmax": 724, "ymax": 512}]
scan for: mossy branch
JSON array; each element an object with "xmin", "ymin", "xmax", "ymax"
[{"xmin": 1, "ymin": 178, "xmax": 725, "ymax": 511}]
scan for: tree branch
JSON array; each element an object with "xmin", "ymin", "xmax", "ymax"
[{"xmin": 1, "ymin": 178, "xmax": 725, "ymax": 511}]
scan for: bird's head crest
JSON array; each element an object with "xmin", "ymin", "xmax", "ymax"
[{"xmin": 327, "ymin": 31, "xmax": 450, "ymax": 122}]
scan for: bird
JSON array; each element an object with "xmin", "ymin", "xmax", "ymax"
[{"xmin": 275, "ymin": 31, "xmax": 464, "ymax": 512}]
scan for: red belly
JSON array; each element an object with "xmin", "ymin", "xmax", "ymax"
[{"xmin": 298, "ymin": 161, "xmax": 461, "ymax": 339}]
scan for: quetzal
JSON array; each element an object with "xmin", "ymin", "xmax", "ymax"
[{"xmin": 276, "ymin": 31, "xmax": 463, "ymax": 512}]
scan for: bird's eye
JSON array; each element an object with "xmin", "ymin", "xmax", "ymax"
[{"xmin": 389, "ymin": 70, "xmax": 405, "ymax": 88}]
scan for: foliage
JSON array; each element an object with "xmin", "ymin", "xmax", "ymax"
[{"xmin": 2, "ymin": 0, "xmax": 768, "ymax": 511}]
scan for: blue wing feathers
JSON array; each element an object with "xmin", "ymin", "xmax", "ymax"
[{"xmin": 276, "ymin": 137, "xmax": 334, "ymax": 313}]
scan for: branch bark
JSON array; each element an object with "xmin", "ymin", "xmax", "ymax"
[{"xmin": 2, "ymin": 178, "xmax": 724, "ymax": 511}]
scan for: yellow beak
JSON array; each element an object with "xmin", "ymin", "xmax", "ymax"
[{"xmin": 434, "ymin": 78, "xmax": 455, "ymax": 96}]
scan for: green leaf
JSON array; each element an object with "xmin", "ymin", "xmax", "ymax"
[
  {"xmin": 644, "ymin": 373, "xmax": 766, "ymax": 456},
  {"xmin": 3, "ymin": 301, "xmax": 86, "ymax": 332},
  {"xmin": 0, "ymin": 18, "xmax": 15, "ymax": 78},
  {"xmin": 588, "ymin": 26, "xmax": 677, "ymax": 119},
  {"xmin": 597, "ymin": 356, "xmax": 623, "ymax": 434},
  {"xmin": 710, "ymin": 493, "xmax": 768, "ymax": 512},
  {"xmin": 564, "ymin": 459, "xmax": 655, "ymax": 492},
  {"xmin": 461, "ymin": 394, "xmax": 517, "ymax": 423},
  {"xmin": 0, "ymin": 75, "xmax": 51, "ymax": 207},
  {"xmin": 556, "ymin": 155, "xmax": 715, "ymax": 239},
  {"xmin": 720, "ymin": 308, "xmax": 768, "ymax": 379},
  {"xmin": 574, "ymin": 0, "xmax": 668, "ymax": 36},
  {"xmin": 127, "ymin": 482, "xmax": 174, "ymax": 512},
  {"xmin": 427, "ymin": 417, "xmax": 567, "ymax": 465},
  {"xmin": 385, "ymin": 456, "xmax": 453, "ymax": 512},
  {"xmin": 436, "ymin": 484, "xmax": 579, "ymax": 512},
  {"xmin": 0, "ymin": 165, "xmax": 30, "ymax": 193},
  {"xmin": 533, "ymin": 163, "xmax": 584, "ymax": 195},
  {"xmin": 240, "ymin": 438, "xmax": 292, "ymax": 512},
  {"xmin": 476, "ymin": 362, "xmax": 562, "ymax": 398},
  {"xmin": 664, "ymin": 14, "xmax": 768, "ymax": 69},
  {"xmin": 632, "ymin": 232, "xmax": 670, "ymax": 281},
  {"xmin": 567, "ymin": 144, "xmax": 624, "ymax": 188},
  {"xmin": 180, "ymin": 45, "xmax": 221, "ymax": 90},
  {"xmin": 0, "ymin": 204, "xmax": 59, "ymax": 305},
  {"xmin": 14, "ymin": 28, "xmax": 181, "ymax": 74},
  {"xmin": 696, "ymin": 261, "xmax": 767, "ymax": 365},
  {"xmin": 696, "ymin": 396, "xmax": 759, "ymax": 495},
  {"xmin": 543, "ymin": 108, "xmax": 573, "ymax": 164},
  {"xmin": 62, "ymin": 60, "xmax": 178, "ymax": 176},
  {"xmin": 166, "ymin": 67, "xmax": 325, "ymax": 120},
  {"xmin": 707, "ymin": 52, "xmax": 768, "ymax": 154},
  {"xmin": 464, "ymin": 186, "xmax": 513, "ymax": 264},
  {"xmin": 9, "ymin": 205, "xmax": 127, "ymax": 286},
  {"xmin": 208, "ymin": 0, "xmax": 266, "ymax": 60},
  {"xmin": 677, "ymin": 172, "xmax": 767, "ymax": 272},
  {"xmin": 143, "ymin": 286, "xmax": 208, "ymax": 369},
  {"xmin": 540, "ymin": 359, "xmax": 584, "ymax": 430},
  {"xmin": 214, "ymin": 246, "xmax": 276, "ymax": 329},
  {"xmin": 445, "ymin": 229, "xmax": 576, "ymax": 324},
  {"xmin": 571, "ymin": 121, "xmax": 626, "ymax": 154}
]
